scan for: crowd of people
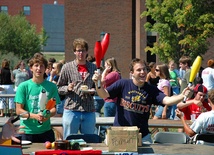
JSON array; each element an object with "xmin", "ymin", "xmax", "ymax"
[{"xmin": 0, "ymin": 37, "xmax": 214, "ymax": 145}]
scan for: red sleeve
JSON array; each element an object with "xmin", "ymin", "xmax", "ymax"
[
  {"xmin": 180, "ymin": 106, "xmax": 191, "ymax": 120},
  {"xmin": 203, "ymin": 101, "xmax": 212, "ymax": 111}
]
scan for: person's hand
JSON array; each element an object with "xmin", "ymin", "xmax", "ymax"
[
  {"xmin": 162, "ymin": 107, "xmax": 167, "ymax": 119},
  {"xmin": 181, "ymin": 86, "xmax": 193, "ymax": 99},
  {"xmin": 92, "ymin": 71, "xmax": 101, "ymax": 85},
  {"xmin": 104, "ymin": 66, "xmax": 111, "ymax": 73},
  {"xmin": 175, "ymin": 109, "xmax": 183, "ymax": 119},
  {"xmin": 1, "ymin": 117, "xmax": 25, "ymax": 143},
  {"xmin": 38, "ymin": 112, "xmax": 51, "ymax": 123},
  {"xmin": 68, "ymin": 82, "xmax": 76, "ymax": 91}
]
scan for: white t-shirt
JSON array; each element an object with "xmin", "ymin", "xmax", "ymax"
[
  {"xmin": 202, "ymin": 67, "xmax": 214, "ymax": 90},
  {"xmin": 191, "ymin": 110, "xmax": 214, "ymax": 134}
]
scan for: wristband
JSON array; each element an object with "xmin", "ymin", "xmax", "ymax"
[
  {"xmin": 19, "ymin": 111, "xmax": 30, "ymax": 120},
  {"xmin": 27, "ymin": 112, "xmax": 30, "ymax": 120}
]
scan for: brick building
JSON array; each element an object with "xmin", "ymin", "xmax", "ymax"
[
  {"xmin": 0, "ymin": 0, "xmax": 65, "ymax": 53},
  {"xmin": 64, "ymin": 0, "xmax": 214, "ymax": 78},
  {"xmin": 1, "ymin": 0, "xmax": 213, "ymax": 77},
  {"xmin": 0, "ymin": 0, "xmax": 64, "ymax": 32}
]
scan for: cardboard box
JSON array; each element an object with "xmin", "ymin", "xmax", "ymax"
[{"xmin": 106, "ymin": 126, "xmax": 139, "ymax": 152}]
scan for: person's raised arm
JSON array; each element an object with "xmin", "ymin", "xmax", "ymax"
[
  {"xmin": 177, "ymin": 99, "xmax": 200, "ymax": 109},
  {"xmin": 176, "ymin": 109, "xmax": 196, "ymax": 137},
  {"xmin": 162, "ymin": 87, "xmax": 191, "ymax": 106},
  {"xmin": 92, "ymin": 71, "xmax": 110, "ymax": 99}
]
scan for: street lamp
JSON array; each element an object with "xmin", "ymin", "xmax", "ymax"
[{"xmin": 100, "ymin": 31, "xmax": 105, "ymax": 67}]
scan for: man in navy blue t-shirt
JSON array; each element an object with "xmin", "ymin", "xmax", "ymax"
[{"xmin": 93, "ymin": 58, "xmax": 191, "ymax": 144}]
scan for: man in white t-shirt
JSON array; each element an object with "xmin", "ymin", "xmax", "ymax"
[
  {"xmin": 176, "ymin": 89, "xmax": 214, "ymax": 138},
  {"xmin": 201, "ymin": 59, "xmax": 214, "ymax": 91}
]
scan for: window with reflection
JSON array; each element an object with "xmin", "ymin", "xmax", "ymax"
[
  {"xmin": 0, "ymin": 6, "xmax": 8, "ymax": 14},
  {"xmin": 23, "ymin": 6, "xmax": 30, "ymax": 15}
]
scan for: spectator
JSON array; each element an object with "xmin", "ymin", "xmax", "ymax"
[
  {"xmin": 101, "ymin": 57, "xmax": 121, "ymax": 117},
  {"xmin": 146, "ymin": 62, "xmax": 159, "ymax": 118},
  {"xmin": 0, "ymin": 59, "xmax": 15, "ymax": 117},
  {"xmin": 51, "ymin": 62, "xmax": 64, "ymax": 116},
  {"xmin": 168, "ymin": 60, "xmax": 180, "ymax": 119},
  {"xmin": 176, "ymin": 89, "xmax": 214, "ymax": 138},
  {"xmin": 92, "ymin": 58, "xmax": 191, "ymax": 144},
  {"xmin": 179, "ymin": 56, "xmax": 195, "ymax": 92},
  {"xmin": 146, "ymin": 62, "xmax": 159, "ymax": 86},
  {"xmin": 48, "ymin": 57, "xmax": 56, "ymax": 64},
  {"xmin": 177, "ymin": 84, "xmax": 211, "ymax": 121},
  {"xmin": 153, "ymin": 64, "xmax": 172, "ymax": 120},
  {"xmin": 153, "ymin": 64, "xmax": 172, "ymax": 132},
  {"xmin": 57, "ymin": 38, "xmax": 97, "ymax": 139},
  {"xmin": 202, "ymin": 59, "xmax": 214, "ymax": 91},
  {"xmin": 15, "ymin": 54, "xmax": 61, "ymax": 143},
  {"xmin": 45, "ymin": 62, "xmax": 53, "ymax": 80},
  {"xmin": 13, "ymin": 60, "xmax": 29, "ymax": 91}
]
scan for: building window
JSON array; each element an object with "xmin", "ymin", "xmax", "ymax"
[
  {"xmin": 0, "ymin": 6, "xmax": 8, "ymax": 14},
  {"xmin": 23, "ymin": 6, "xmax": 30, "ymax": 15}
]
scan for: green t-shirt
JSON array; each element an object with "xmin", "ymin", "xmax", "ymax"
[
  {"xmin": 169, "ymin": 70, "xmax": 179, "ymax": 87},
  {"xmin": 15, "ymin": 79, "xmax": 60, "ymax": 134}
]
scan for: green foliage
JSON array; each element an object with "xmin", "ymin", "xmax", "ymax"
[
  {"xmin": 0, "ymin": 13, "xmax": 48, "ymax": 60},
  {"xmin": 141, "ymin": 0, "xmax": 214, "ymax": 64}
]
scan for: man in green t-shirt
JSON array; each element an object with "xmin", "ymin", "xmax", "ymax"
[{"xmin": 15, "ymin": 54, "xmax": 60, "ymax": 143}]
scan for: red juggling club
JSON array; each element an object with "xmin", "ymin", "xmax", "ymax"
[
  {"xmin": 101, "ymin": 33, "xmax": 110, "ymax": 60},
  {"xmin": 94, "ymin": 41, "xmax": 102, "ymax": 88}
]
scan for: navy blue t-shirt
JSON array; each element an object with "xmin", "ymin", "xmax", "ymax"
[{"xmin": 106, "ymin": 79, "xmax": 165, "ymax": 137}]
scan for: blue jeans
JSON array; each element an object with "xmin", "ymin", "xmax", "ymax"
[
  {"xmin": 56, "ymin": 99, "xmax": 65, "ymax": 114},
  {"xmin": 154, "ymin": 105, "xmax": 172, "ymax": 119},
  {"xmin": 93, "ymin": 96, "xmax": 104, "ymax": 117},
  {"xmin": 170, "ymin": 86, "xmax": 180, "ymax": 119},
  {"xmin": 104, "ymin": 102, "xmax": 116, "ymax": 117},
  {"xmin": 142, "ymin": 133, "xmax": 153, "ymax": 144},
  {"xmin": 62, "ymin": 109, "xmax": 96, "ymax": 139}
]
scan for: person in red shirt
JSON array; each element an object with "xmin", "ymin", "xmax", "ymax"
[{"xmin": 177, "ymin": 84, "xmax": 211, "ymax": 120}]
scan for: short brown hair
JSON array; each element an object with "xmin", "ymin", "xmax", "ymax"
[
  {"xmin": 73, "ymin": 38, "xmax": 89, "ymax": 52},
  {"xmin": 28, "ymin": 54, "xmax": 48, "ymax": 69},
  {"xmin": 179, "ymin": 56, "xmax": 192, "ymax": 67},
  {"xmin": 129, "ymin": 58, "xmax": 147, "ymax": 72}
]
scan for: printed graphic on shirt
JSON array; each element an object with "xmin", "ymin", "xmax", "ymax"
[
  {"xmin": 207, "ymin": 124, "xmax": 214, "ymax": 132},
  {"xmin": 78, "ymin": 64, "xmax": 88, "ymax": 80},
  {"xmin": 120, "ymin": 90, "xmax": 150, "ymax": 114},
  {"xmin": 29, "ymin": 94, "xmax": 40, "ymax": 113}
]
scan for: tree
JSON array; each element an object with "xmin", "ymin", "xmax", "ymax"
[
  {"xmin": 0, "ymin": 12, "xmax": 48, "ymax": 60},
  {"xmin": 141, "ymin": 0, "xmax": 214, "ymax": 64}
]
